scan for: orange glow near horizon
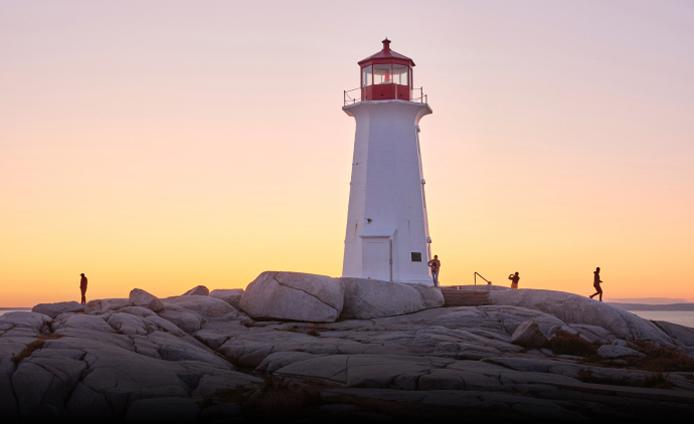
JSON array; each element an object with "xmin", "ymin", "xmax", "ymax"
[{"xmin": 2, "ymin": 1, "xmax": 693, "ymax": 306}]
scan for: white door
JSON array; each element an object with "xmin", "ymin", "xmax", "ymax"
[{"xmin": 363, "ymin": 238, "xmax": 391, "ymax": 281}]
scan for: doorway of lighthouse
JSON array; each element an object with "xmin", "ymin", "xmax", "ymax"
[{"xmin": 363, "ymin": 238, "xmax": 392, "ymax": 281}]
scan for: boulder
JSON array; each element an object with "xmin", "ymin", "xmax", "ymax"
[
  {"xmin": 411, "ymin": 283, "xmax": 446, "ymax": 308},
  {"xmin": 210, "ymin": 289, "xmax": 244, "ymax": 308},
  {"xmin": 239, "ymin": 271, "xmax": 344, "ymax": 323},
  {"xmin": 182, "ymin": 285, "xmax": 209, "ymax": 296},
  {"xmin": 32, "ymin": 301, "xmax": 84, "ymax": 318},
  {"xmin": 340, "ymin": 278, "xmax": 443, "ymax": 320},
  {"xmin": 129, "ymin": 289, "xmax": 164, "ymax": 312},
  {"xmin": 511, "ymin": 319, "xmax": 548, "ymax": 348}
]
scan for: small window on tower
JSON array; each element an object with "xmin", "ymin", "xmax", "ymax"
[
  {"xmin": 411, "ymin": 252, "xmax": 422, "ymax": 262},
  {"xmin": 362, "ymin": 66, "xmax": 373, "ymax": 87},
  {"xmin": 393, "ymin": 65, "xmax": 409, "ymax": 85}
]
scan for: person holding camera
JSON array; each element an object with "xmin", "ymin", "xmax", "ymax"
[{"xmin": 508, "ymin": 272, "xmax": 520, "ymax": 289}]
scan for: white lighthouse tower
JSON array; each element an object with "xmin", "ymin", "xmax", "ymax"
[{"xmin": 342, "ymin": 39, "xmax": 434, "ymax": 285}]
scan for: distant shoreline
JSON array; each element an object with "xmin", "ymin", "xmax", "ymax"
[{"xmin": 610, "ymin": 303, "xmax": 694, "ymax": 311}]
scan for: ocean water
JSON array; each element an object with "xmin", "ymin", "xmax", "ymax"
[
  {"xmin": 630, "ymin": 310, "xmax": 694, "ymax": 328},
  {"xmin": 0, "ymin": 309, "xmax": 29, "ymax": 316}
]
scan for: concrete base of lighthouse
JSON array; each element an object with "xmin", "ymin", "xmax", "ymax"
[{"xmin": 342, "ymin": 100, "xmax": 433, "ymax": 286}]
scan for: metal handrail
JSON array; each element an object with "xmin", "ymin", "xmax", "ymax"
[
  {"xmin": 474, "ymin": 272, "xmax": 492, "ymax": 286},
  {"xmin": 343, "ymin": 86, "xmax": 428, "ymax": 106},
  {"xmin": 344, "ymin": 87, "xmax": 361, "ymax": 105}
]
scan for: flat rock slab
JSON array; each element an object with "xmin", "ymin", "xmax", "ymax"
[
  {"xmin": 597, "ymin": 344, "xmax": 644, "ymax": 359},
  {"xmin": 32, "ymin": 301, "xmax": 84, "ymax": 318}
]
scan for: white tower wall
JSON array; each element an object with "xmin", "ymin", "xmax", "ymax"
[{"xmin": 342, "ymin": 100, "xmax": 433, "ymax": 285}]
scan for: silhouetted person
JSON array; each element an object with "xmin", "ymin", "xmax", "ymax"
[
  {"xmin": 80, "ymin": 273, "xmax": 88, "ymax": 305},
  {"xmin": 508, "ymin": 272, "xmax": 520, "ymax": 289},
  {"xmin": 428, "ymin": 255, "xmax": 441, "ymax": 287},
  {"xmin": 589, "ymin": 267, "xmax": 603, "ymax": 302}
]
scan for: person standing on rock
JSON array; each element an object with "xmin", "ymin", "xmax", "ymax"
[
  {"xmin": 80, "ymin": 273, "xmax": 88, "ymax": 305},
  {"xmin": 428, "ymin": 255, "xmax": 441, "ymax": 287},
  {"xmin": 589, "ymin": 267, "xmax": 603, "ymax": 302},
  {"xmin": 508, "ymin": 272, "xmax": 520, "ymax": 289}
]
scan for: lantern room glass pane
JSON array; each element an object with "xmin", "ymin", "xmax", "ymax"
[
  {"xmin": 393, "ymin": 65, "xmax": 409, "ymax": 86},
  {"xmin": 362, "ymin": 66, "xmax": 372, "ymax": 87},
  {"xmin": 373, "ymin": 64, "xmax": 392, "ymax": 85}
]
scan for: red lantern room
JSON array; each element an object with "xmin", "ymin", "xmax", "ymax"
[{"xmin": 358, "ymin": 38, "xmax": 415, "ymax": 101}]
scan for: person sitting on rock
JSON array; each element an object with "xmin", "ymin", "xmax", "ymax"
[
  {"xmin": 428, "ymin": 255, "xmax": 441, "ymax": 287},
  {"xmin": 80, "ymin": 273, "xmax": 88, "ymax": 305},
  {"xmin": 589, "ymin": 267, "xmax": 603, "ymax": 302},
  {"xmin": 508, "ymin": 272, "xmax": 520, "ymax": 289}
]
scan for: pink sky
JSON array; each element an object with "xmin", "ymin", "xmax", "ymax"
[{"xmin": 1, "ymin": 1, "xmax": 693, "ymax": 306}]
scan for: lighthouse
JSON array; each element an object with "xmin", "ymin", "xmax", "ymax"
[{"xmin": 342, "ymin": 39, "xmax": 434, "ymax": 285}]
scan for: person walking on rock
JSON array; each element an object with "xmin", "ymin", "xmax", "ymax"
[
  {"xmin": 80, "ymin": 273, "xmax": 88, "ymax": 305},
  {"xmin": 428, "ymin": 255, "xmax": 441, "ymax": 287},
  {"xmin": 508, "ymin": 272, "xmax": 520, "ymax": 289},
  {"xmin": 589, "ymin": 267, "xmax": 603, "ymax": 302}
]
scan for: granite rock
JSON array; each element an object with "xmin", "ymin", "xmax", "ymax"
[{"xmin": 239, "ymin": 271, "xmax": 344, "ymax": 322}]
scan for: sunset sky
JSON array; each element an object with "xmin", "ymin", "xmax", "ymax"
[{"xmin": 2, "ymin": 0, "xmax": 693, "ymax": 306}]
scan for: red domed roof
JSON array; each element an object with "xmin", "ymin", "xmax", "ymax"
[{"xmin": 358, "ymin": 38, "xmax": 415, "ymax": 67}]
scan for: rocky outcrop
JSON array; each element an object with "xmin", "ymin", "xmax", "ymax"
[
  {"xmin": 129, "ymin": 288, "xmax": 164, "ymax": 312},
  {"xmin": 239, "ymin": 272, "xmax": 344, "ymax": 322},
  {"xmin": 340, "ymin": 277, "xmax": 444, "ymax": 319},
  {"xmin": 182, "ymin": 285, "xmax": 210, "ymax": 296},
  {"xmin": 2, "ymin": 280, "xmax": 694, "ymax": 422},
  {"xmin": 488, "ymin": 288, "xmax": 673, "ymax": 344}
]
